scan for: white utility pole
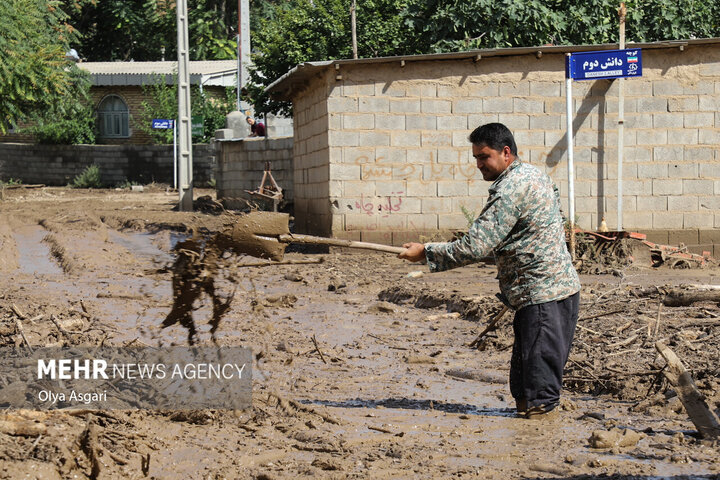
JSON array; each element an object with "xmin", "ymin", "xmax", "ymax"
[
  {"xmin": 177, "ymin": 0, "xmax": 193, "ymax": 212},
  {"xmin": 176, "ymin": 0, "xmax": 193, "ymax": 211},
  {"xmin": 237, "ymin": 0, "xmax": 251, "ymax": 112},
  {"xmin": 617, "ymin": 2, "xmax": 626, "ymax": 231}
]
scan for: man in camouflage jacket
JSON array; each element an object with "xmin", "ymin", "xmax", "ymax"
[{"xmin": 399, "ymin": 122, "xmax": 581, "ymax": 418}]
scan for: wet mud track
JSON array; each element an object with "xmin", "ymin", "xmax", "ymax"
[{"xmin": 0, "ymin": 187, "xmax": 719, "ymax": 479}]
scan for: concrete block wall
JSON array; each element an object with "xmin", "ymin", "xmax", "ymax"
[
  {"xmin": 265, "ymin": 113, "xmax": 294, "ymax": 138},
  {"xmin": 215, "ymin": 137, "xmax": 294, "ymax": 209},
  {"xmin": 293, "ymin": 43, "xmax": 720, "ymax": 251},
  {"xmin": 292, "ymin": 75, "xmax": 333, "ymax": 236},
  {"xmin": 0, "ymin": 143, "xmax": 215, "ymax": 186}
]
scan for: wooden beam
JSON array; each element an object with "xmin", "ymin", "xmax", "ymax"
[{"xmin": 655, "ymin": 341, "xmax": 720, "ymax": 439}]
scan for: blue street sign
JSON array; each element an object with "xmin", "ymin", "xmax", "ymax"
[
  {"xmin": 566, "ymin": 49, "xmax": 642, "ymax": 80},
  {"xmin": 152, "ymin": 119, "xmax": 174, "ymax": 129}
]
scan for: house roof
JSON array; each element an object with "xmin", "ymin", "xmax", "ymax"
[
  {"xmin": 80, "ymin": 60, "xmax": 239, "ymax": 87},
  {"xmin": 267, "ymin": 38, "xmax": 720, "ymax": 100}
]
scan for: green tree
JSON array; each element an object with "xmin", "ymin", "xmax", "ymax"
[
  {"xmin": 401, "ymin": 0, "xmax": 720, "ymax": 53},
  {"xmin": 248, "ymin": 0, "xmax": 412, "ymax": 117},
  {"xmin": 26, "ymin": 66, "xmax": 96, "ymax": 144},
  {"xmin": 63, "ymin": 0, "xmax": 239, "ymax": 61},
  {"xmin": 136, "ymin": 76, "xmax": 235, "ymax": 143},
  {"xmin": 0, "ymin": 0, "xmax": 79, "ymax": 133}
]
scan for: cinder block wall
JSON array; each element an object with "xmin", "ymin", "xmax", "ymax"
[
  {"xmin": 0, "ymin": 143, "xmax": 215, "ymax": 186},
  {"xmin": 215, "ymin": 137, "xmax": 294, "ymax": 209},
  {"xmin": 294, "ymin": 43, "xmax": 720, "ymax": 253},
  {"xmin": 293, "ymin": 76, "xmax": 333, "ymax": 236}
]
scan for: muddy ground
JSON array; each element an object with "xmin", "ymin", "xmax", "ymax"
[{"xmin": 0, "ymin": 186, "xmax": 718, "ymax": 479}]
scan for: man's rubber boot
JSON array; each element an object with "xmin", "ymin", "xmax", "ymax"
[{"xmin": 525, "ymin": 403, "xmax": 559, "ymax": 420}]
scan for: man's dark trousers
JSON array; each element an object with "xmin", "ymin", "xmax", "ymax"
[{"xmin": 510, "ymin": 292, "xmax": 580, "ymax": 410}]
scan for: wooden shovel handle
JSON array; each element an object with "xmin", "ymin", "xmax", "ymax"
[{"xmin": 278, "ymin": 233, "xmax": 406, "ymax": 254}]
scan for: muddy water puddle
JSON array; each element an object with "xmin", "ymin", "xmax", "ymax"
[
  {"xmin": 13, "ymin": 225, "xmax": 63, "ymax": 275},
  {"xmin": 106, "ymin": 230, "xmax": 176, "ymax": 264}
]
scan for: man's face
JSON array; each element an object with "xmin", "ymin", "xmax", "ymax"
[{"xmin": 472, "ymin": 144, "xmax": 514, "ymax": 181}]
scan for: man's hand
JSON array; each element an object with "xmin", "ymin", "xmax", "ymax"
[{"xmin": 398, "ymin": 242, "xmax": 426, "ymax": 262}]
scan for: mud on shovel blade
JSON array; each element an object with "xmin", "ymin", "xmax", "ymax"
[
  {"xmin": 227, "ymin": 211, "xmax": 405, "ymax": 261},
  {"xmin": 227, "ymin": 211, "xmax": 291, "ymax": 261}
]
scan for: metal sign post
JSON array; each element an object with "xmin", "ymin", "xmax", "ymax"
[
  {"xmin": 173, "ymin": 120, "xmax": 177, "ymax": 189},
  {"xmin": 564, "ymin": 54, "xmax": 576, "ymax": 259},
  {"xmin": 566, "ymin": 48, "xmax": 642, "ymax": 238},
  {"xmin": 176, "ymin": 0, "xmax": 193, "ymax": 211},
  {"xmin": 151, "ymin": 119, "xmax": 177, "ymax": 189}
]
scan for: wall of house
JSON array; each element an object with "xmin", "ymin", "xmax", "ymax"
[
  {"xmin": 292, "ymin": 73, "xmax": 335, "ymax": 236},
  {"xmin": 90, "ymin": 86, "xmax": 153, "ymax": 145},
  {"xmin": 0, "ymin": 143, "xmax": 215, "ymax": 186},
  {"xmin": 1, "ymin": 86, "xmax": 229, "ymax": 145},
  {"xmin": 291, "ymin": 44, "xmax": 720, "ymax": 254},
  {"xmin": 215, "ymin": 137, "xmax": 294, "ymax": 210}
]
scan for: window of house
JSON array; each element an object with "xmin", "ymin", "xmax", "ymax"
[{"xmin": 97, "ymin": 95, "xmax": 130, "ymax": 138}]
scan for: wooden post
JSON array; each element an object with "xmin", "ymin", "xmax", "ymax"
[{"xmin": 655, "ymin": 341, "xmax": 720, "ymax": 439}]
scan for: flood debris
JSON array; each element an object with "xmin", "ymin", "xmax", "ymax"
[
  {"xmin": 655, "ymin": 341, "xmax": 720, "ymax": 439},
  {"xmin": 574, "ymin": 230, "xmax": 717, "ymax": 274},
  {"xmin": 161, "ymin": 236, "xmax": 234, "ymax": 344},
  {"xmin": 588, "ymin": 428, "xmax": 645, "ymax": 449},
  {"xmin": 3, "ymin": 188, "xmax": 720, "ymax": 478}
]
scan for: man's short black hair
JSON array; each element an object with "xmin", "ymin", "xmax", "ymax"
[{"xmin": 468, "ymin": 122, "xmax": 517, "ymax": 156}]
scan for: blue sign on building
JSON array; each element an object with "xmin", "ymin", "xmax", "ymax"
[
  {"xmin": 152, "ymin": 119, "xmax": 174, "ymax": 129},
  {"xmin": 566, "ymin": 49, "xmax": 642, "ymax": 81}
]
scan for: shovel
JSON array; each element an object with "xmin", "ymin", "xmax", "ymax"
[{"xmin": 221, "ymin": 211, "xmax": 405, "ymax": 261}]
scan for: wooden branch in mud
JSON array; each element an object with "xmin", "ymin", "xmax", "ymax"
[
  {"xmin": 11, "ymin": 303, "xmax": 26, "ymax": 319},
  {"xmin": 367, "ymin": 424, "xmax": 402, "ymax": 435},
  {"xmin": 13, "ymin": 317, "xmax": 33, "ymax": 353},
  {"xmin": 655, "ymin": 341, "xmax": 720, "ymax": 439},
  {"xmin": 234, "ymin": 258, "xmax": 325, "ymax": 268},
  {"xmin": 266, "ymin": 392, "xmax": 342, "ymax": 425},
  {"xmin": 311, "ymin": 335, "xmax": 328, "ymax": 364},
  {"xmin": 662, "ymin": 289, "xmax": 720, "ymax": 307},
  {"xmin": 577, "ymin": 324, "xmax": 600, "ymax": 335},
  {"xmin": 80, "ymin": 415, "xmax": 103, "ymax": 479},
  {"xmin": 607, "ymin": 334, "xmax": 638, "ymax": 349},
  {"xmin": 605, "ymin": 365, "xmax": 662, "ymax": 376},
  {"xmin": 578, "ymin": 308, "xmax": 626, "ymax": 322},
  {"xmin": 50, "ymin": 315, "xmax": 83, "ymax": 337},
  {"xmin": 468, "ymin": 305, "xmax": 510, "ymax": 348},
  {"xmin": 2, "ymin": 184, "xmax": 45, "ymax": 189}
]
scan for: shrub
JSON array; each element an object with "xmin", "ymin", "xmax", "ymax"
[
  {"xmin": 71, "ymin": 165, "xmax": 102, "ymax": 188},
  {"xmin": 26, "ymin": 66, "xmax": 96, "ymax": 145}
]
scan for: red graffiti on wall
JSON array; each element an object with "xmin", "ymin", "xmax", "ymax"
[{"xmin": 354, "ymin": 192, "xmax": 404, "ymax": 217}]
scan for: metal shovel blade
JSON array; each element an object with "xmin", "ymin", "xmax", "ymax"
[{"xmin": 224, "ymin": 211, "xmax": 291, "ymax": 261}]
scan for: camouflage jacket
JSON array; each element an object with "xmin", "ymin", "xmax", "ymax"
[{"xmin": 424, "ymin": 159, "xmax": 580, "ymax": 309}]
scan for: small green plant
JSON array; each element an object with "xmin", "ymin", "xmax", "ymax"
[
  {"xmin": 0, "ymin": 178, "xmax": 22, "ymax": 186},
  {"xmin": 71, "ymin": 165, "xmax": 102, "ymax": 188},
  {"xmin": 460, "ymin": 205, "xmax": 476, "ymax": 228},
  {"xmin": 116, "ymin": 178, "xmax": 141, "ymax": 189}
]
